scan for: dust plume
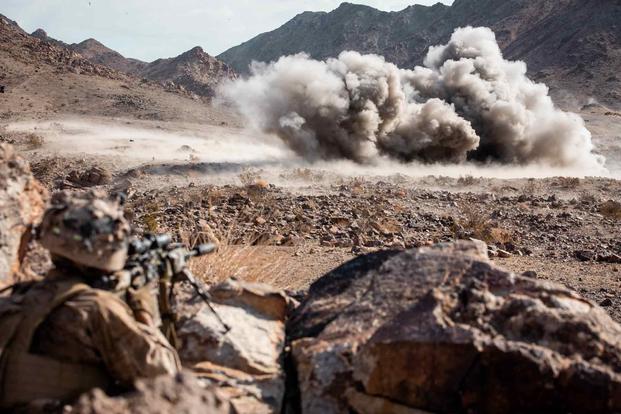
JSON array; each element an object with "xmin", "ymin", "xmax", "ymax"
[
  {"xmin": 221, "ymin": 26, "xmax": 605, "ymax": 171},
  {"xmin": 6, "ymin": 119, "xmax": 290, "ymax": 165}
]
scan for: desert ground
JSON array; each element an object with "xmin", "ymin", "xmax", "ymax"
[{"xmin": 2, "ymin": 94, "xmax": 620, "ymax": 322}]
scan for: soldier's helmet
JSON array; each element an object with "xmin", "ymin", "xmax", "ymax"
[{"xmin": 38, "ymin": 190, "xmax": 130, "ymax": 272}]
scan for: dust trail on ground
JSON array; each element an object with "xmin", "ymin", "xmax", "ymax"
[
  {"xmin": 6, "ymin": 118, "xmax": 292, "ymax": 166},
  {"xmin": 6, "ymin": 116, "xmax": 616, "ymax": 185}
]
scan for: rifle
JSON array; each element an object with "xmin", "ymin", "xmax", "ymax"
[{"xmin": 95, "ymin": 233, "xmax": 230, "ymax": 348}]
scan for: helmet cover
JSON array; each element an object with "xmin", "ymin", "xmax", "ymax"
[{"xmin": 39, "ymin": 190, "xmax": 130, "ymax": 272}]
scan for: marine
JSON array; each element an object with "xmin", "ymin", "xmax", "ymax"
[{"xmin": 0, "ymin": 190, "xmax": 181, "ymax": 409}]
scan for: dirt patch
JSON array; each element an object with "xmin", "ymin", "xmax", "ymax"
[{"xmin": 499, "ymin": 256, "xmax": 621, "ymax": 322}]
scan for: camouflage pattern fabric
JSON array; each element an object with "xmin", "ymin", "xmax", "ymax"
[
  {"xmin": 29, "ymin": 272, "xmax": 181, "ymax": 386},
  {"xmin": 38, "ymin": 190, "xmax": 130, "ymax": 272}
]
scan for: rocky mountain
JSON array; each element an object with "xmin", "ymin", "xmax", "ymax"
[
  {"xmin": 218, "ymin": 0, "xmax": 621, "ymax": 107},
  {"xmin": 0, "ymin": 14, "xmax": 122, "ymax": 79},
  {"xmin": 138, "ymin": 46, "xmax": 237, "ymax": 97},
  {"xmin": 27, "ymin": 25, "xmax": 235, "ymax": 97},
  {"xmin": 31, "ymin": 29, "xmax": 147, "ymax": 74},
  {"xmin": 31, "ymin": 28, "xmax": 68, "ymax": 48},
  {"xmin": 69, "ymin": 38, "xmax": 148, "ymax": 74},
  {"xmin": 0, "ymin": 14, "xmax": 231, "ymax": 123}
]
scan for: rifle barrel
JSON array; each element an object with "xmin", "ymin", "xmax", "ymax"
[{"xmin": 193, "ymin": 243, "xmax": 217, "ymax": 257}]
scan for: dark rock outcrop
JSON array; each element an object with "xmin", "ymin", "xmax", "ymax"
[
  {"xmin": 67, "ymin": 166, "xmax": 113, "ymax": 187},
  {"xmin": 287, "ymin": 241, "xmax": 621, "ymax": 413},
  {"xmin": 70, "ymin": 38, "xmax": 148, "ymax": 74}
]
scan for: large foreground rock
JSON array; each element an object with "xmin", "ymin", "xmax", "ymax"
[
  {"xmin": 176, "ymin": 279, "xmax": 294, "ymax": 414},
  {"xmin": 288, "ymin": 241, "xmax": 621, "ymax": 414},
  {"xmin": 69, "ymin": 372, "xmax": 231, "ymax": 414},
  {"xmin": 0, "ymin": 144, "xmax": 46, "ymax": 285}
]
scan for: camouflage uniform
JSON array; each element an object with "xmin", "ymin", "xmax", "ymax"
[
  {"xmin": 0, "ymin": 191, "xmax": 181, "ymax": 409},
  {"xmin": 32, "ymin": 271, "xmax": 180, "ymax": 383}
]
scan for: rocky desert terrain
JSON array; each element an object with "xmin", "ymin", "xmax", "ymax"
[
  {"xmin": 1, "ymin": 3, "xmax": 621, "ymax": 413},
  {"xmin": 1, "ymin": 3, "xmax": 621, "ymax": 322}
]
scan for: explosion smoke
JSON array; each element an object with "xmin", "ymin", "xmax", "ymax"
[{"xmin": 221, "ymin": 27, "xmax": 605, "ymax": 169}]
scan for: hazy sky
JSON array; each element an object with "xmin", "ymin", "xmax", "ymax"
[{"xmin": 1, "ymin": 0, "xmax": 452, "ymax": 62}]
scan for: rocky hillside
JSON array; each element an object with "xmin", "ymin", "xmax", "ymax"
[
  {"xmin": 138, "ymin": 46, "xmax": 237, "ymax": 97},
  {"xmin": 69, "ymin": 38, "xmax": 148, "ymax": 74},
  {"xmin": 0, "ymin": 14, "xmax": 122, "ymax": 79},
  {"xmin": 219, "ymin": 0, "xmax": 621, "ymax": 107},
  {"xmin": 28, "ymin": 26, "xmax": 236, "ymax": 98},
  {"xmin": 31, "ymin": 29, "xmax": 148, "ymax": 74},
  {"xmin": 31, "ymin": 28, "xmax": 68, "ymax": 48},
  {"xmin": 0, "ymin": 14, "xmax": 233, "ymax": 123}
]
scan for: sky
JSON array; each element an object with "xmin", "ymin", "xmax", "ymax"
[{"xmin": 1, "ymin": 0, "xmax": 453, "ymax": 62}]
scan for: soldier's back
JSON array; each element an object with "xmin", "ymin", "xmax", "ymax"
[{"xmin": 0, "ymin": 273, "xmax": 180, "ymax": 409}]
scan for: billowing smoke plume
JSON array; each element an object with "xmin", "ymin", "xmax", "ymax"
[{"xmin": 221, "ymin": 27, "xmax": 605, "ymax": 169}]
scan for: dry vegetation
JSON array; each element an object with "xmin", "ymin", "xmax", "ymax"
[
  {"xmin": 457, "ymin": 175, "xmax": 480, "ymax": 187},
  {"xmin": 189, "ymin": 244, "xmax": 288, "ymax": 285},
  {"xmin": 174, "ymin": 214, "xmax": 288, "ymax": 284},
  {"xmin": 238, "ymin": 168, "xmax": 264, "ymax": 186},
  {"xmin": 24, "ymin": 133, "xmax": 45, "ymax": 150},
  {"xmin": 599, "ymin": 200, "xmax": 621, "ymax": 220},
  {"xmin": 454, "ymin": 204, "xmax": 516, "ymax": 247},
  {"xmin": 279, "ymin": 167, "xmax": 326, "ymax": 183},
  {"xmin": 554, "ymin": 176, "xmax": 581, "ymax": 189}
]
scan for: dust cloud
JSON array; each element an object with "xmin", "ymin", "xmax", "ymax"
[
  {"xmin": 221, "ymin": 26, "xmax": 606, "ymax": 172},
  {"xmin": 6, "ymin": 119, "xmax": 291, "ymax": 166},
  {"xmin": 7, "ymin": 116, "xmax": 615, "ymax": 186}
]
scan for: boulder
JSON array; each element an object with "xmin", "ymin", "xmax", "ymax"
[
  {"xmin": 175, "ymin": 279, "xmax": 295, "ymax": 414},
  {"xmin": 288, "ymin": 241, "xmax": 621, "ymax": 414},
  {"xmin": 0, "ymin": 144, "xmax": 47, "ymax": 285},
  {"xmin": 69, "ymin": 371, "xmax": 231, "ymax": 414},
  {"xmin": 355, "ymin": 266, "xmax": 621, "ymax": 413},
  {"xmin": 288, "ymin": 241, "xmax": 487, "ymax": 413},
  {"xmin": 67, "ymin": 166, "xmax": 112, "ymax": 187}
]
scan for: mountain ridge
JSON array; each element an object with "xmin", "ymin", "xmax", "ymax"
[
  {"xmin": 69, "ymin": 37, "xmax": 149, "ymax": 74},
  {"xmin": 218, "ymin": 0, "xmax": 621, "ymax": 107},
  {"xmin": 27, "ymin": 25, "xmax": 236, "ymax": 98},
  {"xmin": 138, "ymin": 46, "xmax": 237, "ymax": 97}
]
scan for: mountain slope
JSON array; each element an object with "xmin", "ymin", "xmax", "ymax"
[
  {"xmin": 138, "ymin": 47, "xmax": 237, "ymax": 97},
  {"xmin": 29, "ymin": 28, "xmax": 236, "ymax": 98},
  {"xmin": 0, "ymin": 14, "xmax": 121, "ymax": 79},
  {"xmin": 70, "ymin": 38, "xmax": 148, "ymax": 74},
  {"xmin": 31, "ymin": 30, "xmax": 148, "ymax": 74},
  {"xmin": 218, "ymin": 0, "xmax": 621, "ymax": 107},
  {"xmin": 0, "ymin": 14, "xmax": 232, "ymax": 123}
]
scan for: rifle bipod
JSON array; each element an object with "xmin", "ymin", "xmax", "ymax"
[{"xmin": 177, "ymin": 268, "xmax": 231, "ymax": 334}]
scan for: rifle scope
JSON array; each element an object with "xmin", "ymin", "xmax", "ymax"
[{"xmin": 129, "ymin": 233, "xmax": 172, "ymax": 255}]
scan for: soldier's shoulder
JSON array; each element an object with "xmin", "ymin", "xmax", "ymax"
[
  {"xmin": 69, "ymin": 287, "xmax": 137, "ymax": 325},
  {"xmin": 45, "ymin": 272, "xmax": 120, "ymax": 301},
  {"xmin": 74, "ymin": 285, "xmax": 126, "ymax": 306}
]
